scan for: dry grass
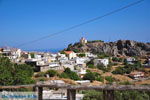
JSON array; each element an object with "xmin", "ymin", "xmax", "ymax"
[
  {"xmin": 134, "ymin": 80, "xmax": 150, "ymax": 85},
  {"xmin": 112, "ymin": 75, "xmax": 132, "ymax": 82},
  {"xmin": 87, "ymin": 68, "xmax": 103, "ymax": 74},
  {"xmin": 61, "ymin": 78, "xmax": 77, "ymax": 85},
  {"xmin": 101, "ymin": 72, "xmax": 132, "ymax": 82},
  {"xmin": 49, "ymin": 77, "xmax": 77, "ymax": 85},
  {"xmin": 90, "ymin": 81, "xmax": 103, "ymax": 86}
]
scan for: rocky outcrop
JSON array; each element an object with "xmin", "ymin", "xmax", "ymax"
[{"xmin": 65, "ymin": 40, "xmax": 150, "ymax": 57}]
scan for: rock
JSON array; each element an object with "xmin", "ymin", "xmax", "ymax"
[{"xmin": 65, "ymin": 40, "xmax": 150, "ymax": 57}]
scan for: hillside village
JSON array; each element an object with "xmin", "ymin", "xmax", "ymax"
[
  {"xmin": 0, "ymin": 38, "xmax": 149, "ymax": 84},
  {"xmin": 0, "ymin": 38, "xmax": 150, "ymax": 99}
]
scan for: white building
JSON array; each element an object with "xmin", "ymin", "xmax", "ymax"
[
  {"xmin": 75, "ymin": 57, "xmax": 85, "ymax": 65},
  {"xmin": 62, "ymin": 63, "xmax": 74, "ymax": 71},
  {"xmin": 129, "ymin": 71, "xmax": 144, "ymax": 79},
  {"xmin": 64, "ymin": 51, "xmax": 77, "ymax": 59},
  {"xmin": 50, "ymin": 53, "xmax": 57, "ymax": 57},
  {"xmin": 57, "ymin": 53, "xmax": 66, "ymax": 58},
  {"xmin": 49, "ymin": 62, "xmax": 60, "ymax": 67},
  {"xmin": 35, "ymin": 54, "xmax": 42, "ymax": 60},
  {"xmin": 11, "ymin": 49, "xmax": 22, "ymax": 58},
  {"xmin": 85, "ymin": 52, "xmax": 97, "ymax": 58},
  {"xmin": 94, "ymin": 59, "xmax": 109, "ymax": 67},
  {"xmin": 36, "ymin": 60, "xmax": 45, "ymax": 66},
  {"xmin": 50, "ymin": 57, "xmax": 57, "ymax": 62},
  {"xmin": 126, "ymin": 57, "xmax": 136, "ymax": 64},
  {"xmin": 80, "ymin": 37, "xmax": 87, "ymax": 44}
]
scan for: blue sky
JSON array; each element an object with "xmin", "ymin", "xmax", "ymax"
[{"xmin": 0, "ymin": 0, "xmax": 149, "ymax": 50}]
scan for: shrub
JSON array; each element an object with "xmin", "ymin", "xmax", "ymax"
[
  {"xmin": 78, "ymin": 53, "xmax": 86, "ymax": 57},
  {"xmin": 30, "ymin": 53, "xmax": 35, "ymax": 58},
  {"xmin": 105, "ymin": 76, "xmax": 114, "ymax": 83},
  {"xmin": 88, "ymin": 64, "xmax": 96, "ymax": 68},
  {"xmin": 73, "ymin": 49, "xmax": 80, "ymax": 53},
  {"xmin": 46, "ymin": 70, "xmax": 58, "ymax": 77},
  {"xmin": 97, "ymin": 64, "xmax": 110, "ymax": 72},
  {"xmin": 0, "ymin": 57, "xmax": 35, "ymax": 85},
  {"xmin": 119, "ymin": 81, "xmax": 132, "ymax": 85},
  {"xmin": 82, "ymin": 90, "xmax": 103, "ymax": 100},
  {"xmin": 115, "ymin": 91, "xmax": 150, "ymax": 100},
  {"xmin": 83, "ymin": 71, "xmax": 104, "ymax": 82},
  {"xmin": 60, "ymin": 68, "xmax": 80, "ymax": 80},
  {"xmin": 112, "ymin": 67, "xmax": 124, "ymax": 75},
  {"xmin": 34, "ymin": 72, "xmax": 45, "ymax": 78},
  {"xmin": 59, "ymin": 73, "xmax": 69, "ymax": 79},
  {"xmin": 37, "ymin": 77, "xmax": 47, "ymax": 81},
  {"xmin": 112, "ymin": 57, "xmax": 123, "ymax": 62},
  {"xmin": 97, "ymin": 53, "xmax": 110, "ymax": 59},
  {"xmin": 83, "ymin": 72, "xmax": 95, "ymax": 82},
  {"xmin": 88, "ymin": 40, "xmax": 104, "ymax": 43},
  {"xmin": 86, "ymin": 59, "xmax": 94, "ymax": 65},
  {"xmin": 95, "ymin": 76, "xmax": 104, "ymax": 82}
]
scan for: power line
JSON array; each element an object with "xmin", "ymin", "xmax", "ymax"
[{"xmin": 16, "ymin": 0, "xmax": 144, "ymax": 48}]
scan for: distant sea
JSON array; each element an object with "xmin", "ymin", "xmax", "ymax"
[{"xmin": 24, "ymin": 48, "xmax": 63, "ymax": 53}]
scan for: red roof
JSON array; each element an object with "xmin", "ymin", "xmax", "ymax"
[{"xmin": 64, "ymin": 51, "xmax": 74, "ymax": 54}]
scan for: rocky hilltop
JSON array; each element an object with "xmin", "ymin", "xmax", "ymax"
[{"xmin": 65, "ymin": 40, "xmax": 150, "ymax": 57}]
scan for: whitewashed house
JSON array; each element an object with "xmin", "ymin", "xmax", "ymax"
[
  {"xmin": 62, "ymin": 63, "xmax": 74, "ymax": 71},
  {"xmin": 36, "ymin": 60, "xmax": 45, "ymax": 66},
  {"xmin": 50, "ymin": 57, "xmax": 57, "ymax": 62},
  {"xmin": 11, "ymin": 49, "xmax": 22, "ymax": 58},
  {"xmin": 75, "ymin": 57, "xmax": 85, "ymax": 65},
  {"xmin": 48, "ymin": 62, "xmax": 63, "ymax": 70},
  {"xmin": 35, "ymin": 54, "xmax": 42, "ymax": 60},
  {"xmin": 94, "ymin": 59, "xmax": 109, "ymax": 67},
  {"xmin": 58, "ymin": 57, "xmax": 68, "ymax": 63},
  {"xmin": 64, "ymin": 51, "xmax": 77, "ymax": 59},
  {"xmin": 57, "ymin": 53, "xmax": 66, "ymax": 57},
  {"xmin": 50, "ymin": 53, "xmax": 57, "ymax": 58},
  {"xmin": 126, "ymin": 57, "xmax": 136, "ymax": 64},
  {"xmin": 49, "ymin": 62, "xmax": 60, "ymax": 67},
  {"xmin": 129, "ymin": 71, "xmax": 145, "ymax": 79},
  {"xmin": 85, "ymin": 52, "xmax": 97, "ymax": 58}
]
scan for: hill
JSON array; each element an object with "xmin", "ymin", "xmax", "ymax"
[{"xmin": 65, "ymin": 40, "xmax": 150, "ymax": 57}]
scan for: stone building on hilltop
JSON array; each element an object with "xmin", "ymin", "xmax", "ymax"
[{"xmin": 80, "ymin": 37, "xmax": 87, "ymax": 44}]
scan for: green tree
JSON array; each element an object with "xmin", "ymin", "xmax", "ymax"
[
  {"xmin": 78, "ymin": 53, "xmax": 86, "ymax": 57},
  {"xmin": 73, "ymin": 49, "xmax": 80, "ymax": 53},
  {"xmin": 82, "ymin": 90, "xmax": 103, "ymax": 100},
  {"xmin": 97, "ymin": 53, "xmax": 110, "ymax": 59},
  {"xmin": 34, "ymin": 72, "xmax": 46, "ymax": 78},
  {"xmin": 86, "ymin": 59, "xmax": 94, "ymax": 65},
  {"xmin": 105, "ymin": 76, "xmax": 114, "ymax": 83},
  {"xmin": 13, "ymin": 64, "xmax": 34, "ymax": 85},
  {"xmin": 64, "ymin": 68, "xmax": 72, "ymax": 74},
  {"xmin": 115, "ymin": 91, "xmax": 150, "ymax": 100},
  {"xmin": 83, "ymin": 72, "xmax": 95, "ymax": 82},
  {"xmin": 83, "ymin": 71, "xmax": 104, "ymax": 82},
  {"xmin": 59, "ymin": 73, "xmax": 69, "ymax": 78},
  {"xmin": 60, "ymin": 68, "xmax": 80, "ymax": 80},
  {"xmin": 97, "ymin": 64, "xmax": 110, "ymax": 72},
  {"xmin": 46, "ymin": 70, "xmax": 58, "ymax": 77},
  {"xmin": 87, "ymin": 64, "xmax": 96, "ymax": 68},
  {"xmin": 0, "ymin": 57, "xmax": 34, "ymax": 85},
  {"xmin": 112, "ymin": 67, "xmax": 124, "ymax": 75},
  {"xmin": 112, "ymin": 57, "xmax": 123, "ymax": 62},
  {"xmin": 30, "ymin": 53, "xmax": 35, "ymax": 58}
]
